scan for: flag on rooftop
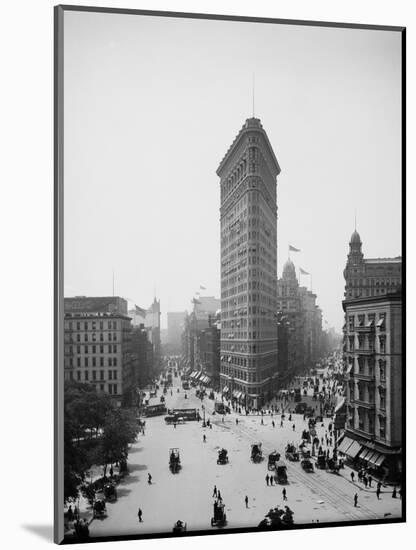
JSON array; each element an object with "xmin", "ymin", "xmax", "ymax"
[
  {"xmin": 200, "ymin": 284, "xmax": 206, "ymax": 290},
  {"xmin": 299, "ymin": 268, "xmax": 310, "ymax": 275},
  {"xmin": 289, "ymin": 245, "xmax": 300, "ymax": 252}
]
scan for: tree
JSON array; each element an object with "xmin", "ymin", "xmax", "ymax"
[{"xmin": 95, "ymin": 409, "xmax": 139, "ymax": 476}]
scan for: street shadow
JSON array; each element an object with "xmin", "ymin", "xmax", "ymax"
[
  {"xmin": 116, "ymin": 487, "xmax": 132, "ymax": 498},
  {"xmin": 22, "ymin": 524, "xmax": 53, "ymax": 542},
  {"xmin": 128, "ymin": 446, "xmax": 144, "ymax": 454},
  {"xmin": 128, "ymin": 464, "xmax": 148, "ymax": 472}
]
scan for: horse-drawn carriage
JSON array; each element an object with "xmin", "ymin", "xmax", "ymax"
[
  {"xmin": 285, "ymin": 444, "xmax": 300, "ymax": 462},
  {"xmin": 251, "ymin": 443, "xmax": 263, "ymax": 463},
  {"xmin": 169, "ymin": 448, "xmax": 181, "ymax": 473},
  {"xmin": 93, "ymin": 498, "xmax": 107, "ymax": 518},
  {"xmin": 274, "ymin": 461, "xmax": 288, "ymax": 484},
  {"xmin": 172, "ymin": 520, "xmax": 187, "ymax": 533},
  {"xmin": 211, "ymin": 500, "xmax": 227, "ymax": 527},
  {"xmin": 316, "ymin": 453, "xmax": 327, "ymax": 469},
  {"xmin": 217, "ymin": 448, "xmax": 229, "ymax": 465},
  {"xmin": 326, "ymin": 457, "xmax": 341, "ymax": 474},
  {"xmin": 301, "ymin": 458, "xmax": 314, "ymax": 472},
  {"xmin": 103, "ymin": 482, "xmax": 117, "ymax": 501},
  {"xmin": 258, "ymin": 506, "xmax": 294, "ymax": 529},
  {"xmin": 267, "ymin": 451, "xmax": 281, "ymax": 470}
]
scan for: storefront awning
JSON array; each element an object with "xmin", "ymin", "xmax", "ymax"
[
  {"xmin": 367, "ymin": 452, "xmax": 385, "ymax": 467},
  {"xmin": 337, "ymin": 436, "xmax": 355, "ymax": 455},
  {"xmin": 232, "ymin": 390, "xmax": 239, "ymax": 398},
  {"xmin": 345, "ymin": 439, "xmax": 362, "ymax": 458},
  {"xmin": 222, "ymin": 386, "xmax": 229, "ymax": 393}
]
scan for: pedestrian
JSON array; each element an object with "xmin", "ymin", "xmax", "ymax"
[
  {"xmin": 363, "ymin": 476, "xmax": 368, "ymax": 488},
  {"xmin": 270, "ymin": 475, "xmax": 274, "ymax": 486},
  {"xmin": 272, "ymin": 420, "xmax": 275, "ymax": 428},
  {"xmin": 358, "ymin": 470, "xmax": 363, "ymax": 482},
  {"xmin": 288, "ymin": 414, "xmax": 292, "ymax": 421},
  {"xmin": 282, "ymin": 488, "xmax": 287, "ymax": 501},
  {"xmin": 245, "ymin": 495, "xmax": 249, "ymax": 508},
  {"xmin": 212, "ymin": 485, "xmax": 217, "ymax": 497},
  {"xmin": 368, "ymin": 475, "xmax": 372, "ymax": 487},
  {"xmin": 292, "ymin": 423, "xmax": 296, "ymax": 431},
  {"xmin": 67, "ymin": 505, "xmax": 73, "ymax": 522},
  {"xmin": 138, "ymin": 508, "xmax": 143, "ymax": 522},
  {"xmin": 392, "ymin": 487, "xmax": 397, "ymax": 498},
  {"xmin": 236, "ymin": 418, "xmax": 239, "ymax": 425},
  {"xmin": 222, "ymin": 415, "xmax": 225, "ymax": 423},
  {"xmin": 203, "ymin": 434, "xmax": 206, "ymax": 442},
  {"xmin": 218, "ymin": 491, "xmax": 222, "ymax": 502},
  {"xmin": 261, "ymin": 418, "xmax": 264, "ymax": 425},
  {"xmin": 376, "ymin": 488, "xmax": 381, "ymax": 500},
  {"xmin": 174, "ymin": 422, "xmax": 176, "ymax": 428},
  {"xmin": 210, "ymin": 423, "xmax": 212, "ymax": 429},
  {"xmin": 265, "ymin": 474, "xmax": 270, "ymax": 486},
  {"xmin": 354, "ymin": 493, "xmax": 358, "ymax": 507},
  {"xmin": 399, "ymin": 487, "xmax": 402, "ymax": 499},
  {"xmin": 350, "ymin": 471, "xmax": 355, "ymax": 482},
  {"xmin": 109, "ymin": 465, "xmax": 114, "ymax": 477},
  {"xmin": 148, "ymin": 473, "xmax": 152, "ymax": 484},
  {"xmin": 377, "ymin": 481, "xmax": 382, "ymax": 492},
  {"xmin": 280, "ymin": 420, "xmax": 284, "ymax": 428}
]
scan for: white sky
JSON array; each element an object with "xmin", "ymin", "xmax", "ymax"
[{"xmin": 64, "ymin": 11, "xmax": 402, "ymax": 331}]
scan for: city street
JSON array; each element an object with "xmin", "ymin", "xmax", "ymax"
[{"xmin": 90, "ymin": 374, "xmax": 402, "ymax": 537}]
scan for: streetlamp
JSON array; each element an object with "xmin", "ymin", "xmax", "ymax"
[{"xmin": 202, "ymin": 404, "xmax": 206, "ymax": 427}]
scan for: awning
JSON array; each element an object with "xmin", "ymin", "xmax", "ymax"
[
  {"xmin": 337, "ymin": 436, "xmax": 355, "ymax": 455},
  {"xmin": 232, "ymin": 390, "xmax": 239, "ymax": 398},
  {"xmin": 367, "ymin": 452, "xmax": 385, "ymax": 467},
  {"xmin": 222, "ymin": 386, "xmax": 229, "ymax": 393},
  {"xmin": 345, "ymin": 440, "xmax": 362, "ymax": 458}
]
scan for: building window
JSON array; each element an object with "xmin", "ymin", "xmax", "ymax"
[
  {"xmin": 77, "ymin": 345, "xmax": 81, "ymax": 354},
  {"xmin": 92, "ymin": 370, "xmax": 96, "ymax": 381},
  {"xmin": 77, "ymin": 371, "xmax": 81, "ymax": 381},
  {"xmin": 84, "ymin": 371, "xmax": 89, "ymax": 381},
  {"xmin": 77, "ymin": 358, "xmax": 81, "ymax": 367},
  {"xmin": 109, "ymin": 370, "xmax": 113, "ymax": 380},
  {"xmin": 379, "ymin": 335, "xmax": 386, "ymax": 354},
  {"xmin": 109, "ymin": 358, "xmax": 112, "ymax": 367},
  {"xmin": 100, "ymin": 384, "xmax": 105, "ymax": 392},
  {"xmin": 77, "ymin": 334, "xmax": 80, "ymax": 342},
  {"xmin": 84, "ymin": 322, "xmax": 88, "ymax": 330},
  {"xmin": 100, "ymin": 357, "xmax": 104, "ymax": 367},
  {"xmin": 100, "ymin": 321, "xmax": 103, "ymax": 330},
  {"xmin": 84, "ymin": 333, "xmax": 88, "ymax": 342},
  {"xmin": 92, "ymin": 357, "xmax": 96, "ymax": 367},
  {"xmin": 100, "ymin": 345, "xmax": 104, "ymax": 353},
  {"xmin": 84, "ymin": 357, "xmax": 88, "ymax": 367},
  {"xmin": 348, "ymin": 316, "xmax": 354, "ymax": 331},
  {"xmin": 379, "ymin": 416, "xmax": 386, "ymax": 439},
  {"xmin": 113, "ymin": 357, "xmax": 117, "ymax": 366},
  {"xmin": 76, "ymin": 322, "xmax": 80, "ymax": 330},
  {"xmin": 92, "ymin": 345, "xmax": 96, "ymax": 354},
  {"xmin": 100, "ymin": 370, "xmax": 104, "ymax": 380},
  {"xmin": 358, "ymin": 410, "xmax": 365, "ymax": 431},
  {"xmin": 108, "ymin": 384, "xmax": 112, "ymax": 395},
  {"xmin": 357, "ymin": 314, "xmax": 365, "ymax": 327},
  {"xmin": 84, "ymin": 345, "xmax": 88, "ymax": 354},
  {"xmin": 113, "ymin": 370, "xmax": 117, "ymax": 380},
  {"xmin": 379, "ymin": 360, "xmax": 386, "ymax": 381},
  {"xmin": 113, "ymin": 384, "xmax": 118, "ymax": 395},
  {"xmin": 113, "ymin": 345, "xmax": 117, "ymax": 353},
  {"xmin": 100, "ymin": 333, "xmax": 104, "ymax": 341}
]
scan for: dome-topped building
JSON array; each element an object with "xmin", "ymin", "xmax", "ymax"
[
  {"xmin": 343, "ymin": 229, "xmax": 401, "ymax": 299},
  {"xmin": 350, "ymin": 229, "xmax": 362, "ymax": 245},
  {"xmin": 282, "ymin": 258, "xmax": 297, "ymax": 281}
]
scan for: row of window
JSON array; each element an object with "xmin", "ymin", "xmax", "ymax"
[
  {"xmin": 67, "ymin": 320, "xmax": 119, "ymax": 331},
  {"xmin": 69, "ymin": 369, "xmax": 119, "ymax": 381},
  {"xmin": 68, "ymin": 356, "xmax": 118, "ymax": 367},
  {"xmin": 66, "ymin": 344, "xmax": 118, "ymax": 355},
  {"xmin": 68, "ymin": 333, "xmax": 118, "ymax": 343}
]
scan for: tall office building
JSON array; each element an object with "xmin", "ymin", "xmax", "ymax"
[{"xmin": 217, "ymin": 117, "xmax": 280, "ymax": 408}]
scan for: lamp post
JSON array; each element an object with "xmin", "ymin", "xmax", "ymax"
[{"xmin": 202, "ymin": 404, "xmax": 206, "ymax": 427}]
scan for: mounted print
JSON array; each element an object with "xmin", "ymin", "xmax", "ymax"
[{"xmin": 54, "ymin": 5, "xmax": 405, "ymax": 544}]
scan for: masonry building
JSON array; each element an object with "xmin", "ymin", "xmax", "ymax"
[
  {"xmin": 339, "ymin": 230, "xmax": 403, "ymax": 480},
  {"xmin": 217, "ymin": 117, "xmax": 280, "ymax": 408},
  {"xmin": 64, "ymin": 296, "xmax": 133, "ymax": 405}
]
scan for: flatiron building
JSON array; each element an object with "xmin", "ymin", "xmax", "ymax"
[{"xmin": 217, "ymin": 117, "xmax": 280, "ymax": 409}]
